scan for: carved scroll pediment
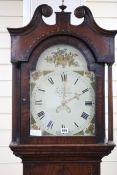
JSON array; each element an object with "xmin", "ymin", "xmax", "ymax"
[{"xmin": 8, "ymin": 4, "xmax": 117, "ymax": 64}]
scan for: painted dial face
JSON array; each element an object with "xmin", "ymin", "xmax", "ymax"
[
  {"xmin": 31, "ymin": 70, "xmax": 95, "ymax": 136},
  {"xmin": 30, "ymin": 44, "xmax": 95, "ymax": 136}
]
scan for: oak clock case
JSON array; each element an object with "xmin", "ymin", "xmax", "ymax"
[
  {"xmin": 8, "ymin": 4, "xmax": 117, "ymax": 175},
  {"xmin": 20, "ymin": 33, "xmax": 103, "ymax": 144}
]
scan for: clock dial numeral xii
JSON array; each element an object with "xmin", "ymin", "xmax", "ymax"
[{"xmin": 61, "ymin": 73, "xmax": 67, "ymax": 82}]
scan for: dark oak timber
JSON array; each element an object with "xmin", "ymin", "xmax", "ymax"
[
  {"xmin": 8, "ymin": 4, "xmax": 117, "ymax": 175},
  {"xmin": 108, "ymin": 64, "xmax": 113, "ymax": 142}
]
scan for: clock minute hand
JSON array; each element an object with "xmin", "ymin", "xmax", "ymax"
[{"xmin": 62, "ymin": 87, "xmax": 89, "ymax": 105}]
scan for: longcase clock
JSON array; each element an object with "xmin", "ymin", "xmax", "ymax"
[{"xmin": 8, "ymin": 3, "xmax": 117, "ymax": 175}]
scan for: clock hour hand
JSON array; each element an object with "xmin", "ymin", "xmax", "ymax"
[{"xmin": 64, "ymin": 89, "xmax": 90, "ymax": 104}]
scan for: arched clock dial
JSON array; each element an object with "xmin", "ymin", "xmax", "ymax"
[{"xmin": 30, "ymin": 44, "xmax": 96, "ymax": 136}]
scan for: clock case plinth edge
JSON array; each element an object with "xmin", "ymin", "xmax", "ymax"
[{"xmin": 10, "ymin": 142, "xmax": 115, "ymax": 162}]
